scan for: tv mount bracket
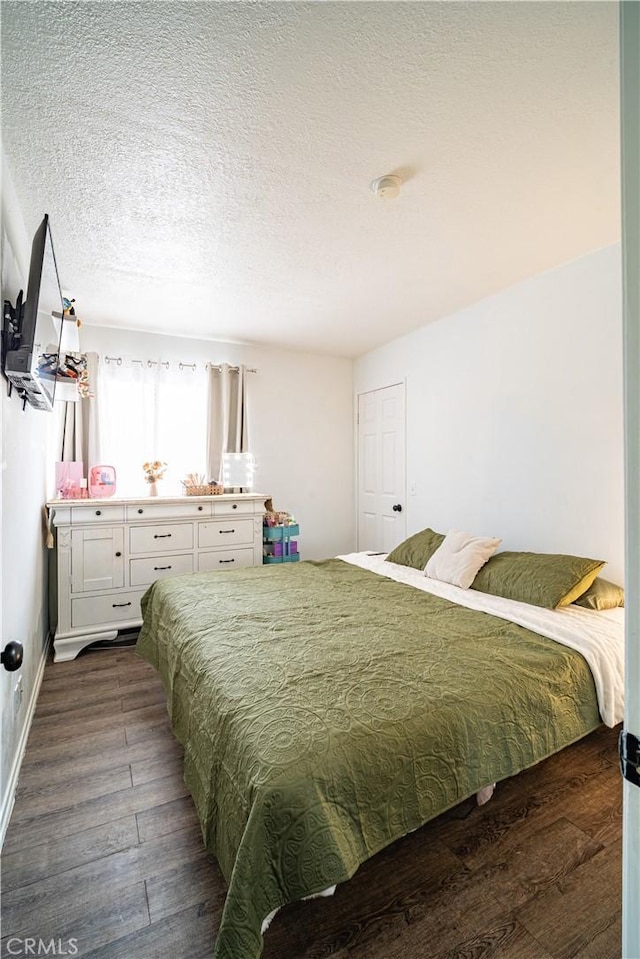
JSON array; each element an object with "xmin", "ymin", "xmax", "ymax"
[{"xmin": 2, "ymin": 291, "xmax": 25, "ymax": 403}]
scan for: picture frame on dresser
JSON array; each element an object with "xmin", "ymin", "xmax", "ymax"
[{"xmin": 46, "ymin": 493, "xmax": 267, "ymax": 662}]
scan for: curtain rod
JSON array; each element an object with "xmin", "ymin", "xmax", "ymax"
[
  {"xmin": 102, "ymin": 356, "xmax": 258, "ymax": 373},
  {"xmin": 207, "ymin": 363, "xmax": 258, "ymax": 373}
]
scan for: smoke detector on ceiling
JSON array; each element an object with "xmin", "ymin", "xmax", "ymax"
[{"xmin": 370, "ymin": 175, "xmax": 402, "ymax": 199}]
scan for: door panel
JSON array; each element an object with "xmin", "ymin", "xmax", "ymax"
[
  {"xmin": 362, "ymin": 433, "xmax": 377, "ymax": 494},
  {"xmin": 381, "ymin": 431, "xmax": 397, "ymax": 493},
  {"xmin": 381, "ymin": 514, "xmax": 400, "ymax": 553},
  {"xmin": 621, "ymin": 5, "xmax": 640, "ymax": 954},
  {"xmin": 71, "ymin": 527, "xmax": 124, "ymax": 593},
  {"xmin": 357, "ymin": 383, "xmax": 406, "ymax": 552},
  {"xmin": 360, "ymin": 511, "xmax": 377, "ymax": 551}
]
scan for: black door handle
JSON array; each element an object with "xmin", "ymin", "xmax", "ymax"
[
  {"xmin": 392, "ymin": 504, "xmax": 403, "ymax": 513},
  {"xmin": 1, "ymin": 641, "xmax": 23, "ymax": 672}
]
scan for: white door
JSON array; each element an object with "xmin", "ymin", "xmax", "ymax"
[
  {"xmin": 621, "ymin": 5, "xmax": 640, "ymax": 956},
  {"xmin": 71, "ymin": 527, "xmax": 125, "ymax": 593},
  {"xmin": 357, "ymin": 383, "xmax": 406, "ymax": 553}
]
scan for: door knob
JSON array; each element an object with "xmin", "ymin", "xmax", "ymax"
[
  {"xmin": 1, "ymin": 641, "xmax": 23, "ymax": 672},
  {"xmin": 392, "ymin": 504, "xmax": 403, "ymax": 513}
]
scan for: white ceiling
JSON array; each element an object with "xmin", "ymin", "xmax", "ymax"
[{"xmin": 1, "ymin": 1, "xmax": 620, "ymax": 358}]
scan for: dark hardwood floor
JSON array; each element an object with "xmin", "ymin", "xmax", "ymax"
[{"xmin": 1, "ymin": 645, "xmax": 622, "ymax": 959}]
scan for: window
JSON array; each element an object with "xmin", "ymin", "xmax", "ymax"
[{"xmin": 96, "ymin": 358, "xmax": 207, "ymax": 496}]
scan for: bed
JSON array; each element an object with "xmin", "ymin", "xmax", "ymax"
[{"xmin": 135, "ymin": 550, "xmax": 625, "ymax": 959}]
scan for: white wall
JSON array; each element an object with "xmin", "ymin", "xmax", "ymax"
[
  {"xmin": 80, "ymin": 325, "xmax": 355, "ymax": 561},
  {"xmin": 355, "ymin": 244, "xmax": 624, "ymax": 584},
  {"xmin": 0, "ymin": 154, "xmax": 56, "ymax": 843}
]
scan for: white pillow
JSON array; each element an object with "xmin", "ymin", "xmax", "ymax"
[{"xmin": 425, "ymin": 529, "xmax": 502, "ymax": 589}]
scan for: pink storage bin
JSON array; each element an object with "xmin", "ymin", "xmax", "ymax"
[{"xmin": 89, "ymin": 465, "xmax": 117, "ymax": 498}]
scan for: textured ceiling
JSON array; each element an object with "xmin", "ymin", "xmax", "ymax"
[{"xmin": 1, "ymin": 1, "xmax": 620, "ymax": 358}]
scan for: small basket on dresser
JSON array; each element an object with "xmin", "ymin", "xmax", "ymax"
[{"xmin": 185, "ymin": 484, "xmax": 224, "ymax": 496}]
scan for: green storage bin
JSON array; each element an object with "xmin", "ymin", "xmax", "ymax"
[{"xmin": 263, "ymin": 524, "xmax": 300, "ymax": 540}]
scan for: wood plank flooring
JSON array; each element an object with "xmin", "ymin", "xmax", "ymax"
[{"xmin": 1, "ymin": 645, "xmax": 622, "ymax": 959}]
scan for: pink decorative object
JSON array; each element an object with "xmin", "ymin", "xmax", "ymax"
[
  {"xmin": 56, "ymin": 461, "xmax": 84, "ymax": 499},
  {"xmin": 89, "ymin": 465, "xmax": 117, "ymax": 498}
]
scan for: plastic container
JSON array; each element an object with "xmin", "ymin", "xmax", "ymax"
[{"xmin": 89, "ymin": 465, "xmax": 117, "ymax": 498}]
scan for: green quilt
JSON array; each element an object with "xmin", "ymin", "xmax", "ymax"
[{"xmin": 136, "ymin": 559, "xmax": 601, "ymax": 959}]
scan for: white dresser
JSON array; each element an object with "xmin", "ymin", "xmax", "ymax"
[{"xmin": 47, "ymin": 493, "xmax": 267, "ymax": 662}]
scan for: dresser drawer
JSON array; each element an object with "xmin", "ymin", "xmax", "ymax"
[
  {"xmin": 198, "ymin": 548, "xmax": 254, "ymax": 572},
  {"xmin": 198, "ymin": 519, "xmax": 253, "ymax": 548},
  {"xmin": 130, "ymin": 553, "xmax": 194, "ymax": 587},
  {"xmin": 130, "ymin": 523, "xmax": 194, "ymax": 554},
  {"xmin": 213, "ymin": 499, "xmax": 257, "ymax": 517},
  {"xmin": 126, "ymin": 502, "xmax": 213, "ymax": 521},
  {"xmin": 71, "ymin": 505, "xmax": 125, "ymax": 524},
  {"xmin": 71, "ymin": 590, "xmax": 146, "ymax": 629}
]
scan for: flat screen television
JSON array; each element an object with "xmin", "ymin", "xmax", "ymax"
[{"xmin": 2, "ymin": 214, "xmax": 65, "ymax": 411}]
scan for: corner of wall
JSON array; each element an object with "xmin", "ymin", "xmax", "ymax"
[{"xmin": 0, "ymin": 153, "xmax": 53, "ymax": 848}]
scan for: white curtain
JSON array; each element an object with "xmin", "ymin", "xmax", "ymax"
[
  {"xmin": 59, "ymin": 401, "xmax": 82, "ymax": 462},
  {"xmin": 57, "ymin": 352, "xmax": 100, "ymax": 468},
  {"xmin": 83, "ymin": 352, "xmax": 101, "ymax": 469},
  {"xmin": 96, "ymin": 356, "xmax": 208, "ymax": 496},
  {"xmin": 206, "ymin": 363, "xmax": 249, "ymax": 484}
]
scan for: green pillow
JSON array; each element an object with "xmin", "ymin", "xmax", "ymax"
[
  {"xmin": 471, "ymin": 551, "xmax": 605, "ymax": 609},
  {"xmin": 386, "ymin": 527, "xmax": 445, "ymax": 570},
  {"xmin": 572, "ymin": 577, "xmax": 624, "ymax": 610}
]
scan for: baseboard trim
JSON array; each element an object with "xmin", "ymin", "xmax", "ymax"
[{"xmin": 0, "ymin": 634, "xmax": 50, "ymax": 849}]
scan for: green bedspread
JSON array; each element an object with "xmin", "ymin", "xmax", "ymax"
[{"xmin": 136, "ymin": 558, "xmax": 601, "ymax": 959}]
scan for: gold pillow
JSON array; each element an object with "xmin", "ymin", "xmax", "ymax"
[
  {"xmin": 471, "ymin": 551, "xmax": 605, "ymax": 609},
  {"xmin": 386, "ymin": 528, "xmax": 445, "ymax": 570},
  {"xmin": 573, "ymin": 577, "xmax": 624, "ymax": 610}
]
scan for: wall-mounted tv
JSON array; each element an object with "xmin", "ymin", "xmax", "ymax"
[{"xmin": 2, "ymin": 214, "xmax": 65, "ymax": 411}]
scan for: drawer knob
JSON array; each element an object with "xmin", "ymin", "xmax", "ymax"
[
  {"xmin": 115, "ymin": 551, "xmax": 122, "ymax": 557},
  {"xmin": 95, "ymin": 510, "xmax": 102, "ymax": 516},
  {"xmin": 198, "ymin": 505, "xmax": 203, "ymax": 511},
  {"xmin": 138, "ymin": 508, "xmax": 144, "ymax": 514},
  {"xmin": 219, "ymin": 529, "xmax": 235, "ymax": 534},
  {"xmin": 154, "ymin": 533, "xmax": 172, "ymax": 539},
  {"xmin": 154, "ymin": 565, "xmax": 172, "ymax": 571},
  {"xmin": 219, "ymin": 558, "xmax": 235, "ymax": 564},
  {"xmin": 232, "ymin": 504, "xmax": 238, "ymax": 509},
  {"xmin": 112, "ymin": 602, "xmax": 132, "ymax": 608}
]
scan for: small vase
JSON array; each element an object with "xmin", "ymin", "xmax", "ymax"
[{"xmin": 148, "ymin": 481, "xmax": 158, "ymax": 497}]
